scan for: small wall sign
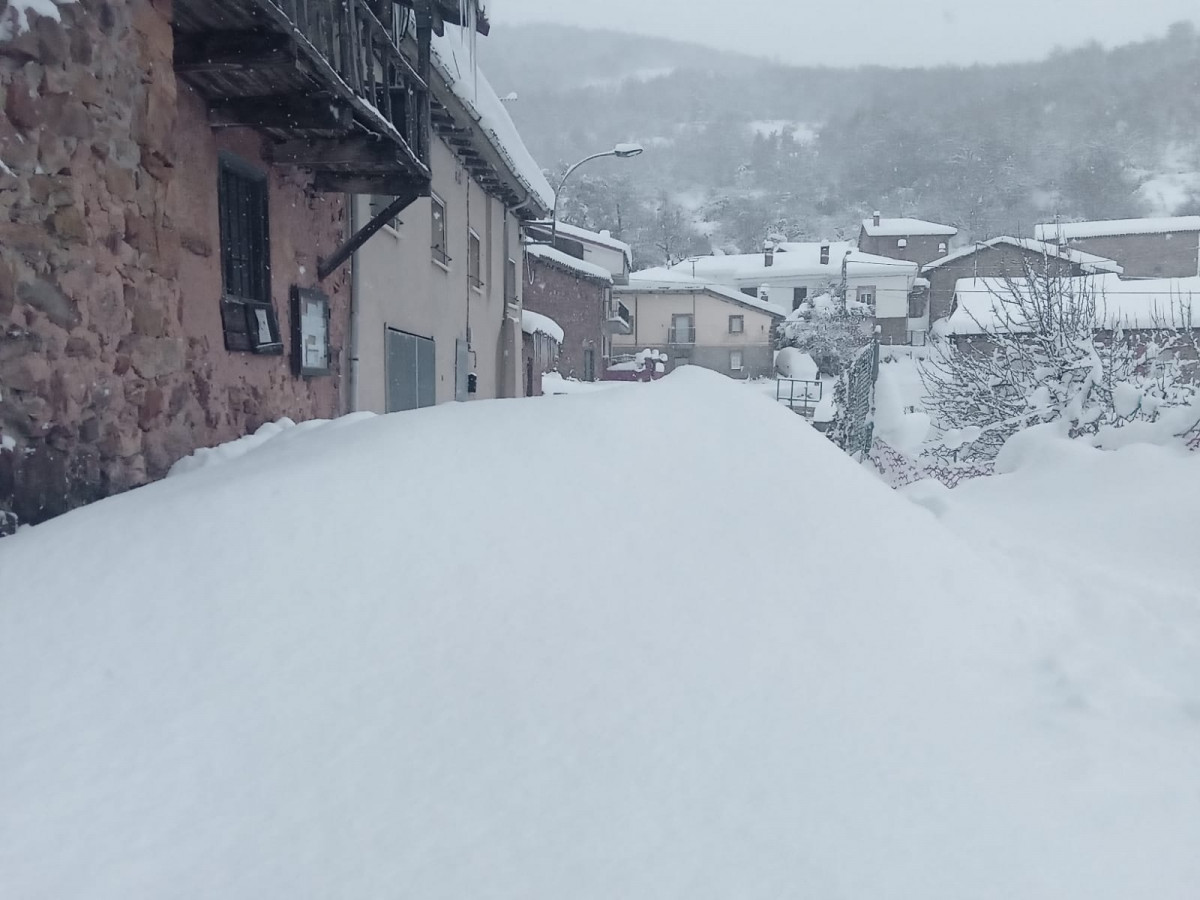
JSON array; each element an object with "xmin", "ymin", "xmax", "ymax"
[{"xmin": 292, "ymin": 287, "xmax": 331, "ymax": 377}]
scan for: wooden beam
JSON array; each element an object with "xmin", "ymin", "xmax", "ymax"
[
  {"xmin": 318, "ymin": 185, "xmax": 427, "ymax": 280},
  {"xmin": 209, "ymin": 96, "xmax": 354, "ymax": 132},
  {"xmin": 272, "ymin": 136, "xmax": 400, "ymax": 169},
  {"xmin": 312, "ymin": 172, "xmax": 430, "ymax": 194},
  {"xmin": 174, "ymin": 31, "xmax": 294, "ymax": 73}
]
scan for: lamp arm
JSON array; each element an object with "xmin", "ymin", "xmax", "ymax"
[{"xmin": 551, "ymin": 150, "xmax": 618, "ymax": 245}]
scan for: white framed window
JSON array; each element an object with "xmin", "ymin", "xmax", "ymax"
[
  {"xmin": 468, "ymin": 229, "xmax": 483, "ymax": 290},
  {"xmin": 729, "ymin": 314, "xmax": 744, "ymax": 334},
  {"xmin": 730, "ymin": 350, "xmax": 744, "ymax": 371},
  {"xmin": 431, "ymin": 194, "xmax": 448, "ymax": 267},
  {"xmin": 370, "ymin": 195, "xmax": 403, "ymax": 234}
]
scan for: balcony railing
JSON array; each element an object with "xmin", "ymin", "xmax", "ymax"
[
  {"xmin": 606, "ymin": 300, "xmax": 633, "ymax": 334},
  {"xmin": 174, "ymin": 0, "xmax": 432, "ymax": 192},
  {"xmin": 668, "ymin": 327, "xmax": 696, "ymax": 345}
]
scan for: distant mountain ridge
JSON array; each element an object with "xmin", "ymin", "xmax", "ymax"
[{"xmin": 480, "ymin": 22, "xmax": 1200, "ymax": 268}]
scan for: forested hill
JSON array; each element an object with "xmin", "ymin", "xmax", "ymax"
[{"xmin": 480, "ymin": 22, "xmax": 1200, "ymax": 268}]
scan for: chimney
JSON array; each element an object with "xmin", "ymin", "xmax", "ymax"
[
  {"xmin": 819, "ymin": 242, "xmax": 830, "ymax": 266},
  {"xmin": 872, "ymin": 211, "xmax": 881, "ymax": 227},
  {"xmin": 764, "ymin": 241, "xmax": 775, "ymax": 268}
]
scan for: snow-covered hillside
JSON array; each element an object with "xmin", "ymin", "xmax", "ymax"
[{"xmin": 1, "ymin": 371, "xmax": 1198, "ymax": 898}]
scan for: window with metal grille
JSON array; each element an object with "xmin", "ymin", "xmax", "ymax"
[
  {"xmin": 218, "ymin": 154, "xmax": 280, "ymax": 354},
  {"xmin": 730, "ymin": 350, "xmax": 744, "ymax": 371},
  {"xmin": 431, "ymin": 195, "xmax": 449, "ymax": 266},
  {"xmin": 468, "ymin": 229, "xmax": 483, "ymax": 289}
]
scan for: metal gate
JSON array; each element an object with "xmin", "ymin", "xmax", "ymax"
[
  {"xmin": 386, "ymin": 328, "xmax": 436, "ymax": 413},
  {"xmin": 832, "ymin": 338, "xmax": 880, "ymax": 459}
]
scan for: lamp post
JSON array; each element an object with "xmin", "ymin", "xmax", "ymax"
[{"xmin": 550, "ymin": 143, "xmax": 644, "ymax": 246}]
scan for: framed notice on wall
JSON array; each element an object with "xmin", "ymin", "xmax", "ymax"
[{"xmin": 291, "ymin": 287, "xmax": 331, "ymax": 377}]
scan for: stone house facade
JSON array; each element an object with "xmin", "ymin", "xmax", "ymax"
[
  {"xmin": 1034, "ymin": 218, "xmax": 1200, "ymax": 279},
  {"xmin": 858, "ymin": 214, "xmax": 959, "ymax": 267},
  {"xmin": 522, "ymin": 245, "xmax": 615, "ymax": 382},
  {"xmin": 922, "ymin": 238, "xmax": 1124, "ymax": 325},
  {"xmin": 0, "ymin": 0, "xmax": 486, "ymax": 530}
]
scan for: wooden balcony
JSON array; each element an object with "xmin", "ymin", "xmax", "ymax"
[{"xmin": 173, "ymin": 0, "xmax": 441, "ymax": 194}]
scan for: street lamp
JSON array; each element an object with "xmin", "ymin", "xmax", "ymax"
[{"xmin": 550, "ymin": 143, "xmax": 644, "ymax": 245}]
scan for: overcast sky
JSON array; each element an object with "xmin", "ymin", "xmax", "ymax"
[{"xmin": 491, "ymin": 0, "xmax": 1200, "ymax": 68}]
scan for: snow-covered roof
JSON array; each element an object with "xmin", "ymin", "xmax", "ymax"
[
  {"xmin": 525, "ymin": 244, "xmax": 614, "ymax": 284},
  {"xmin": 1033, "ymin": 217, "xmax": 1200, "ymax": 242},
  {"xmin": 921, "ymin": 237, "xmax": 1125, "ymax": 275},
  {"xmin": 941, "ymin": 274, "xmax": 1200, "ymax": 335},
  {"xmin": 431, "ymin": 27, "xmax": 554, "ymax": 213},
  {"xmin": 672, "ymin": 242, "xmax": 917, "ymax": 284},
  {"xmin": 553, "ymin": 222, "xmax": 633, "ymax": 265},
  {"xmin": 520, "ymin": 309, "xmax": 564, "ymax": 344},
  {"xmin": 861, "ymin": 217, "xmax": 958, "ymax": 237},
  {"xmin": 620, "ymin": 268, "xmax": 788, "ymax": 318}
]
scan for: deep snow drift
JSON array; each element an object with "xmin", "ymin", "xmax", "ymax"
[{"xmin": 1, "ymin": 369, "xmax": 1198, "ymax": 899}]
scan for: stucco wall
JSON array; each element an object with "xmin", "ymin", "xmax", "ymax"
[
  {"xmin": 0, "ymin": 0, "xmax": 348, "ymax": 529},
  {"xmin": 522, "ymin": 255, "xmax": 609, "ymax": 380},
  {"xmin": 352, "ymin": 138, "xmax": 523, "ymax": 412},
  {"xmin": 1062, "ymin": 232, "xmax": 1200, "ymax": 279}
]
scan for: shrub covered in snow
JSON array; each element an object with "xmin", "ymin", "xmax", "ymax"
[
  {"xmin": 776, "ymin": 292, "xmax": 871, "ymax": 376},
  {"xmin": 921, "ymin": 267, "xmax": 1200, "ymax": 460}
]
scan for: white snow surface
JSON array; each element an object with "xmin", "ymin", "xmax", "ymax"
[
  {"xmin": 431, "ymin": 26, "xmax": 554, "ymax": 211},
  {"xmin": 525, "ymin": 243, "xmax": 614, "ymax": 283},
  {"xmin": 2, "ymin": 370, "xmax": 1199, "ymax": 898},
  {"xmin": 1034, "ymin": 216, "xmax": 1200, "ymax": 241},
  {"xmin": 675, "ymin": 242, "xmax": 918, "ymax": 282},
  {"xmin": 520, "ymin": 308, "xmax": 564, "ymax": 343},
  {"xmin": 943, "ymin": 273, "xmax": 1200, "ymax": 334},
  {"xmin": 861, "ymin": 217, "xmax": 958, "ymax": 237},
  {"xmin": 622, "ymin": 268, "xmax": 788, "ymax": 317},
  {"xmin": 921, "ymin": 236, "xmax": 1125, "ymax": 275}
]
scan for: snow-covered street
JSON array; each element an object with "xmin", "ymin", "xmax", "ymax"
[{"xmin": 2, "ymin": 370, "xmax": 1197, "ymax": 899}]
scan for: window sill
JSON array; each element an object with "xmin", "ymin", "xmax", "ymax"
[
  {"xmin": 381, "ymin": 224, "xmax": 403, "ymax": 240},
  {"xmin": 470, "ymin": 283, "xmax": 484, "ymax": 295},
  {"xmin": 431, "ymin": 256, "xmax": 451, "ymax": 274}
]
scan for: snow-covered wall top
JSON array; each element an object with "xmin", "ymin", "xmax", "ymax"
[
  {"xmin": 520, "ymin": 309, "xmax": 564, "ymax": 343},
  {"xmin": 0, "ymin": 0, "xmax": 71, "ymax": 41},
  {"xmin": 553, "ymin": 222, "xmax": 633, "ymax": 266},
  {"xmin": 1034, "ymin": 217, "xmax": 1200, "ymax": 241},
  {"xmin": 622, "ymin": 268, "xmax": 788, "ymax": 318},
  {"xmin": 943, "ymin": 273, "xmax": 1200, "ymax": 334},
  {"xmin": 922, "ymin": 237, "xmax": 1124, "ymax": 275},
  {"xmin": 431, "ymin": 26, "xmax": 555, "ymax": 213},
  {"xmin": 861, "ymin": 217, "xmax": 958, "ymax": 237},
  {"xmin": 526, "ymin": 244, "xmax": 614, "ymax": 284}
]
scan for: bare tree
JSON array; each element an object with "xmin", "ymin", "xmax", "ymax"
[{"xmin": 920, "ymin": 257, "xmax": 1199, "ymax": 460}]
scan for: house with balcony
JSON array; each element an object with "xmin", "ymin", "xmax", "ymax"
[
  {"xmin": 348, "ymin": 22, "xmax": 553, "ymax": 412},
  {"xmin": 0, "ymin": 0, "xmax": 494, "ymax": 528},
  {"xmin": 613, "ymin": 269, "xmax": 786, "ymax": 379},
  {"xmin": 672, "ymin": 241, "xmax": 920, "ymax": 345}
]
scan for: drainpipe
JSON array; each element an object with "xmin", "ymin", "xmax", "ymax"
[{"xmin": 346, "ymin": 194, "xmax": 360, "ymax": 414}]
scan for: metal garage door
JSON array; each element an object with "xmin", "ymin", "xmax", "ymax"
[{"xmin": 386, "ymin": 328, "xmax": 436, "ymax": 413}]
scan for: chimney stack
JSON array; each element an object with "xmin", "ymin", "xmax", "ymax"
[
  {"xmin": 764, "ymin": 241, "xmax": 775, "ymax": 268},
  {"xmin": 872, "ymin": 211, "xmax": 882, "ymax": 227}
]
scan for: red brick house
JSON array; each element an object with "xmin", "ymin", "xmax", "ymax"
[
  {"xmin": 0, "ymin": 0, "xmax": 488, "ymax": 530},
  {"xmin": 522, "ymin": 241, "xmax": 620, "ymax": 382}
]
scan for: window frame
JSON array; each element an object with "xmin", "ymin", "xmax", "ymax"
[
  {"xmin": 670, "ymin": 313, "xmax": 696, "ymax": 344},
  {"xmin": 792, "ymin": 286, "xmax": 808, "ymax": 310},
  {"xmin": 468, "ymin": 228, "xmax": 483, "ymax": 290},
  {"xmin": 217, "ymin": 152, "xmax": 281, "ymax": 355},
  {"xmin": 730, "ymin": 350, "xmax": 744, "ymax": 372},
  {"xmin": 431, "ymin": 193, "xmax": 449, "ymax": 269},
  {"xmin": 728, "ymin": 314, "xmax": 745, "ymax": 334},
  {"xmin": 856, "ymin": 285, "xmax": 877, "ymax": 308},
  {"xmin": 370, "ymin": 194, "xmax": 404, "ymax": 235}
]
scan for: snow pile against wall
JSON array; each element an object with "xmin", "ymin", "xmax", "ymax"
[
  {"xmin": 0, "ymin": 0, "xmax": 71, "ymax": 41},
  {"xmin": 432, "ymin": 26, "xmax": 555, "ymax": 211},
  {"xmin": 525, "ymin": 244, "xmax": 614, "ymax": 284},
  {"xmin": 167, "ymin": 415, "xmax": 376, "ymax": 478},
  {"xmin": 2, "ymin": 370, "xmax": 1198, "ymax": 898},
  {"xmin": 520, "ymin": 309, "xmax": 564, "ymax": 343}
]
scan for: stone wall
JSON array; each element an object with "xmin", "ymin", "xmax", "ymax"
[
  {"xmin": 0, "ymin": 0, "xmax": 349, "ymax": 531},
  {"xmin": 1065, "ymin": 232, "xmax": 1200, "ymax": 279},
  {"xmin": 522, "ymin": 255, "xmax": 608, "ymax": 380}
]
